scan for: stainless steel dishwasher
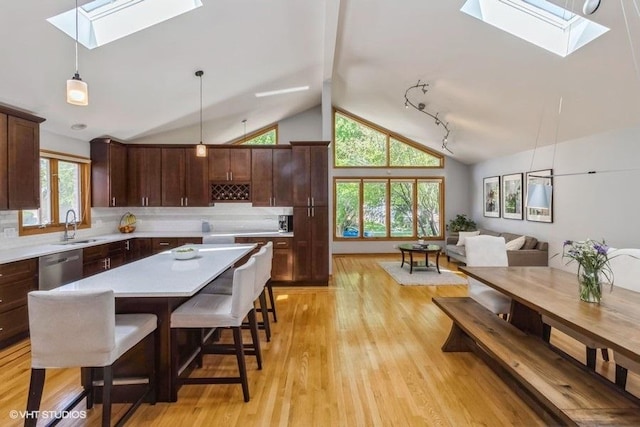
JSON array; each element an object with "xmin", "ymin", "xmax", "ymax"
[{"xmin": 38, "ymin": 249, "xmax": 83, "ymax": 290}]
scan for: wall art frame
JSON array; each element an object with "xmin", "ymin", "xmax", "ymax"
[
  {"xmin": 502, "ymin": 172, "xmax": 523, "ymax": 220},
  {"xmin": 525, "ymin": 169, "xmax": 553, "ymax": 223},
  {"xmin": 483, "ymin": 176, "xmax": 500, "ymax": 218}
]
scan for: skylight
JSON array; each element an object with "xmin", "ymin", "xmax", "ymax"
[
  {"xmin": 461, "ymin": 0, "xmax": 609, "ymax": 57},
  {"xmin": 48, "ymin": 0, "xmax": 203, "ymax": 50}
]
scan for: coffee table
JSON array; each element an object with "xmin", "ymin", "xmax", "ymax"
[{"xmin": 398, "ymin": 243, "xmax": 442, "ymax": 274}]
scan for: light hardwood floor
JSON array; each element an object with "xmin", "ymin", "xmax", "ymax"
[{"xmin": 1, "ymin": 254, "xmax": 637, "ymax": 426}]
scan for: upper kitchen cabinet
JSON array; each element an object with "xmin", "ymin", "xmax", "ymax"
[
  {"xmin": 251, "ymin": 147, "xmax": 292, "ymax": 207},
  {"xmin": 0, "ymin": 106, "xmax": 45, "ymax": 210},
  {"xmin": 291, "ymin": 141, "xmax": 330, "ymax": 207},
  {"xmin": 161, "ymin": 147, "xmax": 208, "ymax": 207},
  {"xmin": 90, "ymin": 138, "xmax": 127, "ymax": 207},
  {"xmin": 128, "ymin": 146, "xmax": 162, "ymax": 207},
  {"xmin": 208, "ymin": 146, "xmax": 251, "ymax": 182}
]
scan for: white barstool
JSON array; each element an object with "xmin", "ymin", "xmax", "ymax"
[
  {"xmin": 171, "ymin": 256, "xmax": 261, "ymax": 402},
  {"xmin": 26, "ymin": 289, "xmax": 157, "ymax": 427}
]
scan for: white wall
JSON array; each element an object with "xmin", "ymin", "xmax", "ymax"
[
  {"xmin": 470, "ymin": 124, "xmax": 640, "ymax": 272},
  {"xmin": 40, "ymin": 130, "xmax": 89, "ymax": 157},
  {"xmin": 278, "ymin": 105, "xmax": 322, "ymax": 143}
]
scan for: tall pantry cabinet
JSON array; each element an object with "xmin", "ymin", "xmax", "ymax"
[{"xmin": 290, "ymin": 141, "xmax": 330, "ymax": 284}]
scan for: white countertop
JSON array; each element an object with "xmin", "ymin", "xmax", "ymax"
[
  {"xmin": 0, "ymin": 230, "xmax": 292, "ymax": 265},
  {"xmin": 55, "ymin": 244, "xmax": 256, "ymax": 297}
]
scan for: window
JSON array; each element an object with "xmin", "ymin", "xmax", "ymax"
[
  {"xmin": 460, "ymin": 0, "xmax": 609, "ymax": 57},
  {"xmin": 47, "ymin": 0, "xmax": 203, "ymax": 50},
  {"xmin": 234, "ymin": 124, "xmax": 278, "ymax": 145},
  {"xmin": 335, "ymin": 177, "xmax": 444, "ymax": 240},
  {"xmin": 334, "ymin": 109, "xmax": 444, "ymax": 168},
  {"xmin": 20, "ymin": 151, "xmax": 91, "ymax": 236}
]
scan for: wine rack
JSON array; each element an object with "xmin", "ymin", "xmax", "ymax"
[{"xmin": 210, "ymin": 183, "xmax": 251, "ymax": 202}]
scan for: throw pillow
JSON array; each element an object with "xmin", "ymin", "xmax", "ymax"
[
  {"xmin": 505, "ymin": 235, "xmax": 526, "ymax": 251},
  {"xmin": 456, "ymin": 230, "xmax": 480, "ymax": 246},
  {"xmin": 523, "ymin": 237, "xmax": 539, "ymax": 250}
]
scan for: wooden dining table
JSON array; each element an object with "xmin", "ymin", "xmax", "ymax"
[{"xmin": 459, "ymin": 266, "xmax": 640, "ymax": 368}]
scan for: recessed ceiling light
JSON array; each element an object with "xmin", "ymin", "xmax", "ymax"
[
  {"xmin": 71, "ymin": 123, "xmax": 87, "ymax": 130},
  {"xmin": 255, "ymin": 86, "xmax": 310, "ymax": 98}
]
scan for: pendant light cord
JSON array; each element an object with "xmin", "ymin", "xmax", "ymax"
[
  {"xmin": 199, "ymin": 73, "xmax": 203, "ymax": 143},
  {"xmin": 75, "ymin": 0, "xmax": 79, "ymax": 74}
]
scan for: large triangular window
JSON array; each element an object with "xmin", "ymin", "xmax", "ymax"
[{"xmin": 334, "ymin": 109, "xmax": 444, "ymax": 168}]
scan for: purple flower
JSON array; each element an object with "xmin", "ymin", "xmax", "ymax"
[
  {"xmin": 594, "ymin": 242, "xmax": 609, "ymax": 255},
  {"xmin": 564, "ymin": 240, "xmax": 573, "ymax": 246}
]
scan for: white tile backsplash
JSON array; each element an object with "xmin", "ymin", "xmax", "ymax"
[{"xmin": 0, "ymin": 204, "xmax": 294, "ymax": 251}]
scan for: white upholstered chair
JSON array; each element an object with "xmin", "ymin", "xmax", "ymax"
[
  {"xmin": 465, "ymin": 235, "xmax": 512, "ymax": 316},
  {"xmin": 607, "ymin": 248, "xmax": 640, "ymax": 387},
  {"xmin": 201, "ymin": 242, "xmax": 274, "ymax": 341},
  {"xmin": 170, "ymin": 256, "xmax": 260, "ymax": 402},
  {"xmin": 26, "ymin": 289, "xmax": 157, "ymax": 427}
]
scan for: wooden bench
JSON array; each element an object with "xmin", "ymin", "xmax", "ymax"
[{"xmin": 433, "ymin": 297, "xmax": 640, "ymax": 426}]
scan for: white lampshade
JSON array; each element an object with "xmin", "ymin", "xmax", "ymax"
[
  {"xmin": 526, "ymin": 183, "xmax": 552, "ymax": 209},
  {"xmin": 67, "ymin": 74, "xmax": 88, "ymax": 106},
  {"xmin": 196, "ymin": 143, "xmax": 207, "ymax": 157}
]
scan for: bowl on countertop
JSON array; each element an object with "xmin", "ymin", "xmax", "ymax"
[{"xmin": 171, "ymin": 247, "xmax": 199, "ymax": 260}]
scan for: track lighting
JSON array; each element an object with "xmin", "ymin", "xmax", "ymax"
[{"xmin": 403, "ymin": 80, "xmax": 452, "ymax": 153}]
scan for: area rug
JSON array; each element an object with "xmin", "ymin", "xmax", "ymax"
[{"xmin": 377, "ymin": 261, "xmax": 468, "ymax": 286}]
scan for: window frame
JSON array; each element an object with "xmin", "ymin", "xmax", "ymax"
[
  {"xmin": 333, "ymin": 176, "xmax": 445, "ymax": 241},
  {"xmin": 231, "ymin": 123, "xmax": 278, "ymax": 145},
  {"xmin": 333, "ymin": 108, "xmax": 444, "ymax": 169},
  {"xmin": 19, "ymin": 150, "xmax": 92, "ymax": 236}
]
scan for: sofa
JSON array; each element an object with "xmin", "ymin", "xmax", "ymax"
[{"xmin": 445, "ymin": 229, "xmax": 548, "ymax": 266}]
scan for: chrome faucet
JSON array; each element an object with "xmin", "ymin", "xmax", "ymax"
[{"xmin": 63, "ymin": 209, "xmax": 77, "ymax": 241}]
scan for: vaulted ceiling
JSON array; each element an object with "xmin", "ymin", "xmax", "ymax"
[{"xmin": 1, "ymin": 0, "xmax": 639, "ymax": 164}]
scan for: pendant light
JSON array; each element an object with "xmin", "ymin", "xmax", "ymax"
[
  {"xmin": 195, "ymin": 70, "xmax": 207, "ymax": 157},
  {"xmin": 66, "ymin": 0, "xmax": 88, "ymax": 106}
]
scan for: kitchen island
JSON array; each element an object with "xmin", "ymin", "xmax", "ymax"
[{"xmin": 56, "ymin": 243, "xmax": 257, "ymax": 401}]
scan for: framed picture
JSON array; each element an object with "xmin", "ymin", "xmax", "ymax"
[
  {"xmin": 525, "ymin": 169, "xmax": 553, "ymax": 223},
  {"xmin": 483, "ymin": 176, "xmax": 500, "ymax": 218},
  {"xmin": 502, "ymin": 173, "xmax": 523, "ymax": 220}
]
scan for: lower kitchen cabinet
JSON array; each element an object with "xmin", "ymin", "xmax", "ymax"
[
  {"xmin": 293, "ymin": 206, "xmax": 328, "ymax": 284},
  {"xmin": 126, "ymin": 238, "xmax": 152, "ymax": 262},
  {"xmin": 83, "ymin": 242, "xmax": 126, "ymax": 277},
  {"xmin": 0, "ymin": 258, "xmax": 37, "ymax": 347},
  {"xmin": 234, "ymin": 236, "xmax": 293, "ymax": 282},
  {"xmin": 151, "ymin": 237, "xmax": 203, "ymax": 254}
]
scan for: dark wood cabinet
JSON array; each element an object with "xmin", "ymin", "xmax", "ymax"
[
  {"xmin": 161, "ymin": 147, "xmax": 208, "ymax": 207},
  {"xmin": 126, "ymin": 238, "xmax": 152, "ymax": 262},
  {"xmin": 0, "ymin": 258, "xmax": 37, "ymax": 347},
  {"xmin": 83, "ymin": 242, "xmax": 126, "ymax": 277},
  {"xmin": 208, "ymin": 147, "xmax": 251, "ymax": 182},
  {"xmin": 251, "ymin": 147, "xmax": 292, "ymax": 207},
  {"xmin": 292, "ymin": 206, "xmax": 329, "ymax": 283},
  {"xmin": 291, "ymin": 141, "xmax": 329, "ymax": 208},
  {"xmin": 151, "ymin": 237, "xmax": 203, "ymax": 254},
  {"xmin": 0, "ymin": 106, "xmax": 45, "ymax": 211},
  {"xmin": 90, "ymin": 138, "xmax": 127, "ymax": 207},
  {"xmin": 128, "ymin": 146, "xmax": 162, "ymax": 207},
  {"xmin": 290, "ymin": 142, "xmax": 329, "ymax": 284},
  {"xmin": 234, "ymin": 236, "xmax": 293, "ymax": 282}
]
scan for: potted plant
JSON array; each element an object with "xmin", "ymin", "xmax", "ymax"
[{"xmin": 447, "ymin": 214, "xmax": 477, "ymax": 233}]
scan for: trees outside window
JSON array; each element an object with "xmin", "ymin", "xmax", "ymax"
[
  {"xmin": 335, "ymin": 178, "xmax": 443, "ymax": 240},
  {"xmin": 334, "ymin": 109, "xmax": 444, "ymax": 168},
  {"xmin": 20, "ymin": 153, "xmax": 90, "ymax": 236}
]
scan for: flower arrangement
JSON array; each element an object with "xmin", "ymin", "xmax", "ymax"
[{"xmin": 562, "ymin": 239, "xmax": 613, "ymax": 303}]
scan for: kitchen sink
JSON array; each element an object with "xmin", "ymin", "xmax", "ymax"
[{"xmin": 55, "ymin": 239, "xmax": 101, "ymax": 245}]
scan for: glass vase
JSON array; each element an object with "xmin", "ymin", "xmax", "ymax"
[{"xmin": 578, "ymin": 268, "xmax": 602, "ymax": 303}]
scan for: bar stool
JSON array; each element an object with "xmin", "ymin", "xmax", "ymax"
[
  {"xmin": 171, "ymin": 256, "xmax": 261, "ymax": 402},
  {"xmin": 201, "ymin": 244, "xmax": 273, "ymax": 342},
  {"xmin": 26, "ymin": 289, "xmax": 157, "ymax": 427}
]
